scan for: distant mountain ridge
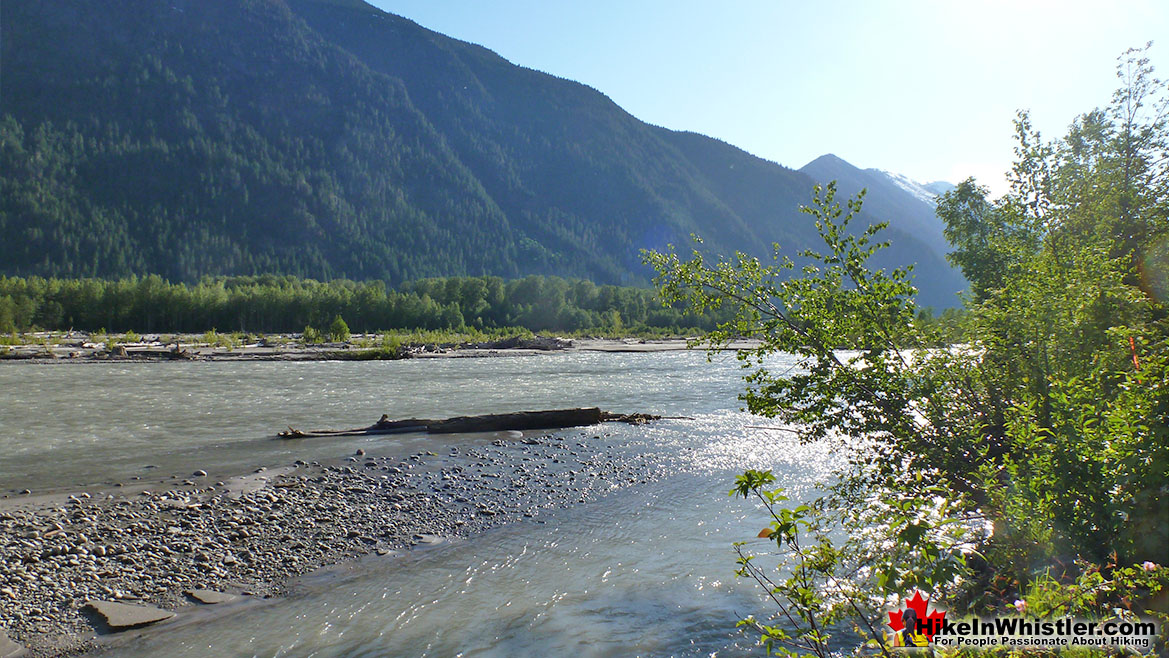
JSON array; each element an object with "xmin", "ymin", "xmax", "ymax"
[
  {"xmin": 800, "ymin": 154, "xmax": 958, "ymax": 260},
  {"xmin": 923, "ymin": 181, "xmax": 957, "ymax": 197},
  {"xmin": 878, "ymin": 169, "xmax": 945, "ymax": 206},
  {"xmin": 0, "ymin": 0, "xmax": 967, "ymax": 307}
]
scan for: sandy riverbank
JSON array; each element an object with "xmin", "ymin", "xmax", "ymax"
[{"xmin": 0, "ymin": 429, "xmax": 666, "ymax": 657}]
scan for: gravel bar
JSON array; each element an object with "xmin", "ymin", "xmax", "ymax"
[{"xmin": 0, "ymin": 430, "xmax": 664, "ymax": 657}]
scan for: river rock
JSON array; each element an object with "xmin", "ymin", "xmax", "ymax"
[
  {"xmin": 185, "ymin": 589, "xmax": 237, "ymax": 604},
  {"xmin": 84, "ymin": 600, "xmax": 175, "ymax": 629}
]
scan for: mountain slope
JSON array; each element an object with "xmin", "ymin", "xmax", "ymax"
[
  {"xmin": 801, "ymin": 154, "xmax": 952, "ymax": 254},
  {"xmin": 2, "ymin": 0, "xmax": 520, "ymax": 282},
  {"xmin": 799, "ymin": 155, "xmax": 968, "ymax": 306},
  {"xmin": 1, "ymin": 0, "xmax": 966, "ymax": 307}
]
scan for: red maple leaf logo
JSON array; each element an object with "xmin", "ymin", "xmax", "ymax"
[{"xmin": 887, "ymin": 591, "xmax": 947, "ymax": 641}]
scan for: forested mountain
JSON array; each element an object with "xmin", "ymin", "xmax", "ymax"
[
  {"xmin": 0, "ymin": 0, "xmax": 966, "ymax": 308},
  {"xmin": 801, "ymin": 154, "xmax": 954, "ymax": 256}
]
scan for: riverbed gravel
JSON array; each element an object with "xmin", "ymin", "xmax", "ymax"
[{"xmin": 0, "ymin": 430, "xmax": 664, "ymax": 657}]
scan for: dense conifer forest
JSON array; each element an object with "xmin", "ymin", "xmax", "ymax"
[{"xmin": 0, "ymin": 274, "xmax": 725, "ymax": 334}]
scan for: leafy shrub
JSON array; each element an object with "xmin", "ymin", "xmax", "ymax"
[
  {"xmin": 302, "ymin": 325, "xmax": 323, "ymax": 344},
  {"xmin": 328, "ymin": 315, "xmax": 351, "ymax": 343},
  {"xmin": 647, "ymin": 47, "xmax": 1169, "ymax": 655}
]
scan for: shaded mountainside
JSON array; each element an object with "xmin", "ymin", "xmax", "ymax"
[
  {"xmin": 0, "ymin": 0, "xmax": 966, "ymax": 307},
  {"xmin": 801, "ymin": 154, "xmax": 968, "ymax": 304},
  {"xmin": 801, "ymin": 154, "xmax": 951, "ymax": 255}
]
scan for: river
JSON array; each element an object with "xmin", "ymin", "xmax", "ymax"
[{"xmin": 0, "ymin": 351, "xmax": 835, "ymax": 657}]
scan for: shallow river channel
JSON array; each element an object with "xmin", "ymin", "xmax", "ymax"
[{"xmin": 0, "ymin": 351, "xmax": 835, "ymax": 657}]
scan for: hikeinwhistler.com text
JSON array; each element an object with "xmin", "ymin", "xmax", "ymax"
[{"xmin": 919, "ymin": 616, "xmax": 1158, "ymax": 651}]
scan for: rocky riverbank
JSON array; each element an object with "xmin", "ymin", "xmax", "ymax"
[
  {"xmin": 0, "ymin": 430, "xmax": 665, "ymax": 657},
  {"xmin": 0, "ymin": 333, "xmax": 760, "ymax": 364}
]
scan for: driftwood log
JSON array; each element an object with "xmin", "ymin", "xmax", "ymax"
[{"xmin": 277, "ymin": 407, "xmax": 665, "ymax": 439}]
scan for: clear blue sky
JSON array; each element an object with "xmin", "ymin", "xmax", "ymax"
[{"xmin": 367, "ymin": 1, "xmax": 1167, "ymax": 194}]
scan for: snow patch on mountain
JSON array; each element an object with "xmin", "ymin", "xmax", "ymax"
[{"xmin": 874, "ymin": 169, "xmax": 942, "ymax": 206}]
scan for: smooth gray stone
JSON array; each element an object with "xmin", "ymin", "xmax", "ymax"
[
  {"xmin": 185, "ymin": 589, "xmax": 237, "ymax": 605},
  {"xmin": 84, "ymin": 600, "xmax": 175, "ymax": 629},
  {"xmin": 0, "ymin": 628, "xmax": 26, "ymax": 658}
]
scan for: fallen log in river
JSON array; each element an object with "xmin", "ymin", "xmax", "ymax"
[{"xmin": 277, "ymin": 407, "xmax": 670, "ymax": 439}]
